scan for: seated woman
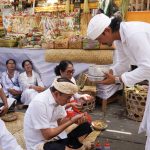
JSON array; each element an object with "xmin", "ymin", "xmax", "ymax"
[
  {"xmin": 1, "ymin": 59, "xmax": 22, "ymax": 101},
  {"xmin": 54, "ymin": 60, "xmax": 93, "ymax": 111},
  {"xmin": 19, "ymin": 60, "xmax": 46, "ymax": 105}
]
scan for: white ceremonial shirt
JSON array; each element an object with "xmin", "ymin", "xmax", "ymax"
[
  {"xmin": 111, "ymin": 21, "xmax": 150, "ymax": 136},
  {"xmin": 24, "ymin": 88, "xmax": 67, "ymax": 150},
  {"xmin": 0, "ymin": 119, "xmax": 22, "ymax": 150}
]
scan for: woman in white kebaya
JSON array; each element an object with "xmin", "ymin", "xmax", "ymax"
[
  {"xmin": 19, "ymin": 59, "xmax": 46, "ymax": 105},
  {"xmin": 1, "ymin": 59, "xmax": 22, "ymax": 100}
]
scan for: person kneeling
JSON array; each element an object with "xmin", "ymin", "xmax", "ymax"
[{"xmin": 24, "ymin": 78, "xmax": 92, "ymax": 150}]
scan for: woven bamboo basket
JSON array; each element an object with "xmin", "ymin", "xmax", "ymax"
[
  {"xmin": 13, "ymin": 129, "xmax": 26, "ymax": 150},
  {"xmin": 81, "ymin": 97, "xmax": 96, "ymax": 112},
  {"xmin": 83, "ymin": 39, "xmax": 100, "ymax": 50},
  {"xmin": 42, "ymin": 42, "xmax": 54, "ymax": 49},
  {"xmin": 45, "ymin": 49, "xmax": 113, "ymax": 64},
  {"xmin": 0, "ymin": 39, "xmax": 18, "ymax": 47},
  {"xmin": 69, "ymin": 40, "xmax": 82, "ymax": 49},
  {"xmin": 54, "ymin": 39, "xmax": 68, "ymax": 49},
  {"xmin": 124, "ymin": 87, "xmax": 147, "ymax": 121}
]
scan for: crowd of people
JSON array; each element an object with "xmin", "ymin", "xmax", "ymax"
[
  {"xmin": 1, "ymin": 11, "xmax": 150, "ymax": 150},
  {"xmin": 0, "ymin": 59, "xmax": 46, "ymax": 112},
  {"xmin": 0, "ymin": 59, "xmax": 94, "ymax": 150}
]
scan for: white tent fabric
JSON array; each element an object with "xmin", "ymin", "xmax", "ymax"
[{"xmin": 0, "ymin": 48, "xmax": 90, "ymax": 87}]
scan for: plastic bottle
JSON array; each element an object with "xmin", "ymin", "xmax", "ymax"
[
  {"xmin": 95, "ymin": 140, "xmax": 102, "ymax": 150},
  {"xmin": 103, "ymin": 139, "xmax": 111, "ymax": 150}
]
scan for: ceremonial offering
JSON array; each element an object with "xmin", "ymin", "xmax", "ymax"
[
  {"xmin": 88, "ymin": 64, "xmax": 111, "ymax": 81},
  {"xmin": 1, "ymin": 113, "xmax": 18, "ymax": 122},
  {"xmin": 91, "ymin": 120, "xmax": 108, "ymax": 131}
]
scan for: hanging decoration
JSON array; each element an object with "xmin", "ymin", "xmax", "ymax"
[
  {"xmin": 120, "ymin": 0, "xmax": 129, "ymax": 20},
  {"xmin": 65, "ymin": 0, "xmax": 70, "ymax": 13},
  {"xmin": 83, "ymin": 0, "xmax": 89, "ymax": 13}
]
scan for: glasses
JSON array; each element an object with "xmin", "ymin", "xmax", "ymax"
[{"xmin": 66, "ymin": 69, "xmax": 75, "ymax": 74}]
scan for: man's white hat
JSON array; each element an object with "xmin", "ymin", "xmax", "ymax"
[
  {"xmin": 87, "ymin": 14, "xmax": 111, "ymax": 40},
  {"xmin": 52, "ymin": 78, "xmax": 78, "ymax": 94}
]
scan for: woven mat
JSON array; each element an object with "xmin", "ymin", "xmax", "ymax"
[
  {"xmin": 45, "ymin": 49, "xmax": 113, "ymax": 64},
  {"xmin": 80, "ymin": 130, "xmax": 101, "ymax": 150},
  {"xmin": 13, "ymin": 129, "xmax": 26, "ymax": 150},
  {"xmin": 3, "ymin": 112, "xmax": 24, "ymax": 134}
]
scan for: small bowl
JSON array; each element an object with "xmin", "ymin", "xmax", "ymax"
[
  {"xmin": 91, "ymin": 120, "xmax": 108, "ymax": 131},
  {"xmin": 87, "ymin": 75, "xmax": 105, "ymax": 82},
  {"xmin": 88, "ymin": 64, "xmax": 111, "ymax": 77}
]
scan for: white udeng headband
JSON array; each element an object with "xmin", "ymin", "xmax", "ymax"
[{"xmin": 53, "ymin": 79, "xmax": 78, "ymax": 94}]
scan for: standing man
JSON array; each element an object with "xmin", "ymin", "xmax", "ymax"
[
  {"xmin": 87, "ymin": 13, "xmax": 150, "ymax": 150},
  {"xmin": 24, "ymin": 77, "xmax": 92, "ymax": 150}
]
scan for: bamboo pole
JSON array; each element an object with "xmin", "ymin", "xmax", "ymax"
[
  {"xmin": 32, "ymin": 0, "xmax": 35, "ymax": 14},
  {"xmin": 147, "ymin": 0, "xmax": 150, "ymax": 10},
  {"xmin": 130, "ymin": 0, "xmax": 134, "ymax": 11},
  {"xmin": 135, "ymin": 0, "xmax": 138, "ymax": 10},
  {"xmin": 141, "ymin": 0, "xmax": 144, "ymax": 10},
  {"xmin": 65, "ymin": 0, "xmax": 70, "ymax": 13}
]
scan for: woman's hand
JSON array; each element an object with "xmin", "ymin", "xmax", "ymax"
[
  {"xmin": 71, "ymin": 102, "xmax": 82, "ymax": 109},
  {"xmin": 8, "ymin": 89, "xmax": 22, "ymax": 96},
  {"xmin": 80, "ymin": 94, "xmax": 92, "ymax": 101},
  {"xmin": 29, "ymin": 85, "xmax": 45, "ymax": 92},
  {"xmin": 0, "ymin": 105, "xmax": 8, "ymax": 116}
]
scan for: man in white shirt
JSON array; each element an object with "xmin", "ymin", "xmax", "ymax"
[
  {"xmin": 24, "ymin": 77, "xmax": 92, "ymax": 150},
  {"xmin": 87, "ymin": 13, "xmax": 150, "ymax": 150},
  {"xmin": 0, "ymin": 119, "xmax": 23, "ymax": 150}
]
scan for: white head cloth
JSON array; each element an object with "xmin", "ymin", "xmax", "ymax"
[
  {"xmin": 52, "ymin": 78, "xmax": 78, "ymax": 94},
  {"xmin": 87, "ymin": 13, "xmax": 111, "ymax": 40}
]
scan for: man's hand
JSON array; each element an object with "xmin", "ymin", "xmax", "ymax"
[
  {"xmin": 0, "ymin": 105, "xmax": 8, "ymax": 116},
  {"xmin": 99, "ymin": 72, "xmax": 115, "ymax": 85},
  {"xmin": 71, "ymin": 113, "xmax": 87, "ymax": 125}
]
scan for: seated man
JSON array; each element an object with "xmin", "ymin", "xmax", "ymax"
[
  {"xmin": 0, "ymin": 118, "xmax": 23, "ymax": 150},
  {"xmin": 24, "ymin": 77, "xmax": 92, "ymax": 150},
  {"xmin": 0, "ymin": 84, "xmax": 16, "ymax": 116}
]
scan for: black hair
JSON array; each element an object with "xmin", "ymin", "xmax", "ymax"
[
  {"xmin": 109, "ymin": 16, "xmax": 122, "ymax": 33},
  {"xmin": 96, "ymin": 8, "xmax": 104, "ymax": 14},
  {"xmin": 22, "ymin": 59, "xmax": 33, "ymax": 68},
  {"xmin": 54, "ymin": 60, "xmax": 73, "ymax": 76},
  {"xmin": 6, "ymin": 59, "xmax": 16, "ymax": 65}
]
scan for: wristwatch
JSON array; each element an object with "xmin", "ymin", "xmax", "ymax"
[{"xmin": 115, "ymin": 76, "xmax": 122, "ymax": 85}]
